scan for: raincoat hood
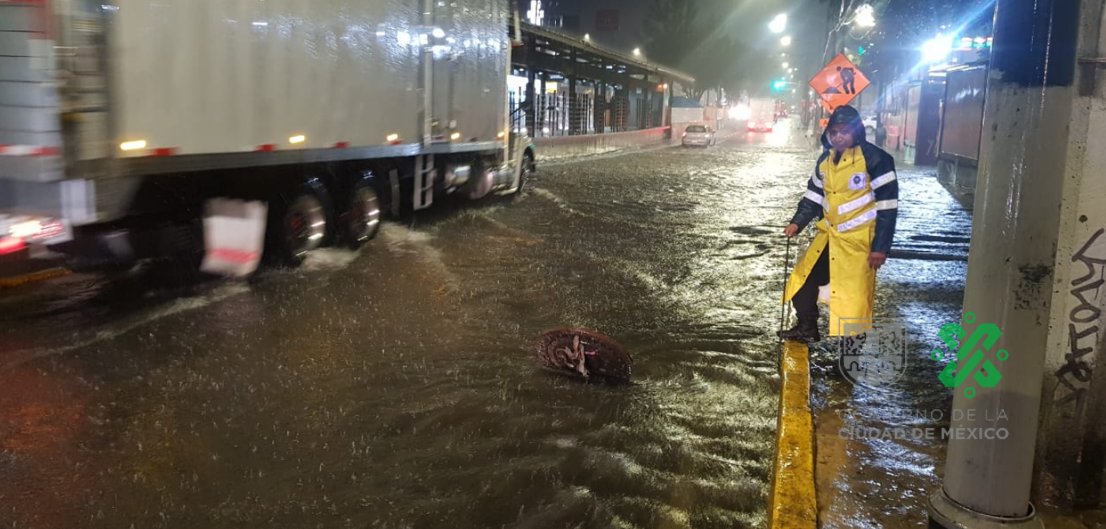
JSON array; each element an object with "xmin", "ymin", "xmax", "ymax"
[{"xmin": 820, "ymin": 105, "xmax": 866, "ymax": 150}]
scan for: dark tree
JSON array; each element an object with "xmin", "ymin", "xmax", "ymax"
[
  {"xmin": 640, "ymin": 0, "xmax": 699, "ymax": 70},
  {"xmin": 641, "ymin": 0, "xmax": 774, "ymax": 101}
]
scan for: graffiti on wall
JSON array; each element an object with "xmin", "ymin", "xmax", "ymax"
[{"xmin": 1055, "ymin": 228, "xmax": 1106, "ymax": 408}]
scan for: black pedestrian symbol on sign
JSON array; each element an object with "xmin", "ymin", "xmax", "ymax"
[{"xmin": 838, "ymin": 66, "xmax": 857, "ymax": 94}]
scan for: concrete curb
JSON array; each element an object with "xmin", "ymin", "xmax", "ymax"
[
  {"xmin": 770, "ymin": 340, "xmax": 818, "ymax": 529},
  {"xmin": 533, "ymin": 127, "xmax": 671, "ymax": 162},
  {"xmin": 0, "ymin": 267, "xmax": 71, "ymax": 289},
  {"xmin": 536, "ymin": 142, "xmax": 677, "ymax": 168}
]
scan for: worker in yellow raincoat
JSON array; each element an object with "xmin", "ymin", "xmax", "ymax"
[{"xmin": 778, "ymin": 105, "xmax": 898, "ymax": 343}]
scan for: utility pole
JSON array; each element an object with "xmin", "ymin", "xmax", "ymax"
[{"xmin": 927, "ymin": 0, "xmax": 1083, "ymax": 527}]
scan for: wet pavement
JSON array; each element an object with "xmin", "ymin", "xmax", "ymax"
[{"xmin": 0, "ymin": 122, "xmax": 971, "ymax": 529}]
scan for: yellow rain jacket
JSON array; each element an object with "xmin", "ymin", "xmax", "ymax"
[{"xmin": 784, "ymin": 139, "xmax": 899, "ymax": 337}]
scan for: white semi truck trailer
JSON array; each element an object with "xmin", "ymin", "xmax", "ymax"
[{"xmin": 0, "ymin": 0, "xmax": 534, "ymax": 270}]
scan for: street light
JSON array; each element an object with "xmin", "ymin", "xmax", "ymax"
[
  {"xmin": 526, "ymin": 0, "xmax": 544, "ymax": 25},
  {"xmin": 921, "ymin": 33, "xmax": 953, "ymax": 63},
  {"xmin": 632, "ymin": 47, "xmax": 642, "ymax": 57},
  {"xmin": 780, "ymin": 35, "xmax": 792, "ymax": 47},
  {"xmin": 854, "ymin": 4, "xmax": 876, "ymax": 28},
  {"xmin": 768, "ymin": 13, "xmax": 787, "ymax": 34},
  {"xmin": 782, "ymin": 61, "xmax": 789, "ymax": 69}
]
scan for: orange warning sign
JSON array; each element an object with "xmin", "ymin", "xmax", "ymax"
[{"xmin": 809, "ymin": 53, "xmax": 869, "ymax": 111}]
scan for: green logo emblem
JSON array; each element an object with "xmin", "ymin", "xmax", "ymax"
[{"xmin": 931, "ymin": 311, "xmax": 1009, "ymax": 399}]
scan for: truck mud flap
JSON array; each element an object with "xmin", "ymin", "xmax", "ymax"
[
  {"xmin": 201, "ymin": 199, "xmax": 267, "ymax": 277},
  {"xmin": 413, "ymin": 154, "xmax": 435, "ymax": 211}
]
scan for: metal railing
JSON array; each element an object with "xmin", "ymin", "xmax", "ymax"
[{"xmin": 510, "ymin": 89, "xmax": 657, "ymax": 137}]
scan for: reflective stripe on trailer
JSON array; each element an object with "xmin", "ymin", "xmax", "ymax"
[
  {"xmin": 0, "ymin": 145, "xmax": 60, "ymax": 157},
  {"xmin": 208, "ymin": 247, "xmax": 261, "ymax": 264},
  {"xmin": 126, "ymin": 142, "xmax": 354, "ymax": 156},
  {"xmin": 111, "ymin": 141, "xmax": 367, "ymax": 156}
]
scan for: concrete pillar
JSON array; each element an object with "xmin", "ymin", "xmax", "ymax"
[
  {"xmin": 594, "ymin": 82, "xmax": 605, "ymax": 133},
  {"xmin": 661, "ymin": 80, "xmax": 671, "ymax": 129},
  {"xmin": 1035, "ymin": 0, "xmax": 1106, "ymax": 509},
  {"xmin": 625, "ymin": 87, "xmax": 636, "ymax": 131},
  {"xmin": 927, "ymin": 0, "xmax": 1083, "ymax": 527},
  {"xmin": 569, "ymin": 75, "xmax": 578, "ymax": 135},
  {"xmin": 568, "ymin": 49, "xmax": 579, "ymax": 135},
  {"xmin": 526, "ymin": 67, "xmax": 537, "ymax": 134},
  {"xmin": 616, "ymin": 86, "xmax": 627, "ymax": 131},
  {"xmin": 539, "ymin": 73, "xmax": 547, "ymax": 136}
]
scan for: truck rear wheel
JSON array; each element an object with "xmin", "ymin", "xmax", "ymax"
[
  {"xmin": 345, "ymin": 182, "xmax": 382, "ymax": 249},
  {"xmin": 515, "ymin": 151, "xmax": 533, "ymax": 194},
  {"xmin": 270, "ymin": 189, "xmax": 328, "ymax": 266}
]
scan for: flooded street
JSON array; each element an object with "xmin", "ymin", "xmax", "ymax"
[{"xmin": 0, "ymin": 123, "xmax": 970, "ymax": 529}]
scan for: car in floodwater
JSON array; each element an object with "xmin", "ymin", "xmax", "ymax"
[
  {"xmin": 681, "ymin": 124, "xmax": 716, "ymax": 147},
  {"xmin": 746, "ymin": 97, "xmax": 776, "ymax": 133}
]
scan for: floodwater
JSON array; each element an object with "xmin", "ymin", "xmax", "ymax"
[{"xmin": 0, "ymin": 123, "xmax": 971, "ymax": 529}]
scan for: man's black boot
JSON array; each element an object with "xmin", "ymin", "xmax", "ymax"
[{"xmin": 777, "ymin": 319, "xmax": 821, "ymax": 343}]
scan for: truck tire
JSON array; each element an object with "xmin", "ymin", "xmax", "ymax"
[
  {"xmin": 344, "ymin": 179, "xmax": 382, "ymax": 249},
  {"xmin": 515, "ymin": 151, "xmax": 533, "ymax": 195},
  {"xmin": 269, "ymin": 186, "xmax": 330, "ymax": 266}
]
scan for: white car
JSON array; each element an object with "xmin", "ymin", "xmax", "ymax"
[{"xmin": 682, "ymin": 124, "xmax": 715, "ymax": 147}]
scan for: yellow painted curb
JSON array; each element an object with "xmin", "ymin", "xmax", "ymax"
[
  {"xmin": 0, "ymin": 267, "xmax": 71, "ymax": 289},
  {"xmin": 769, "ymin": 340, "xmax": 818, "ymax": 529}
]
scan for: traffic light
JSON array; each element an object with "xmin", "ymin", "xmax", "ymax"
[
  {"xmin": 772, "ymin": 79, "xmax": 788, "ymax": 92},
  {"xmin": 858, "ymin": 45, "xmax": 867, "ymax": 55}
]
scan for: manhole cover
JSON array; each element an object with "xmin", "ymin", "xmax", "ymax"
[{"xmin": 536, "ymin": 328, "xmax": 632, "ymax": 383}]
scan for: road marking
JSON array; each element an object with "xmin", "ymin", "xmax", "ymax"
[{"xmin": 770, "ymin": 340, "xmax": 818, "ymax": 529}]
